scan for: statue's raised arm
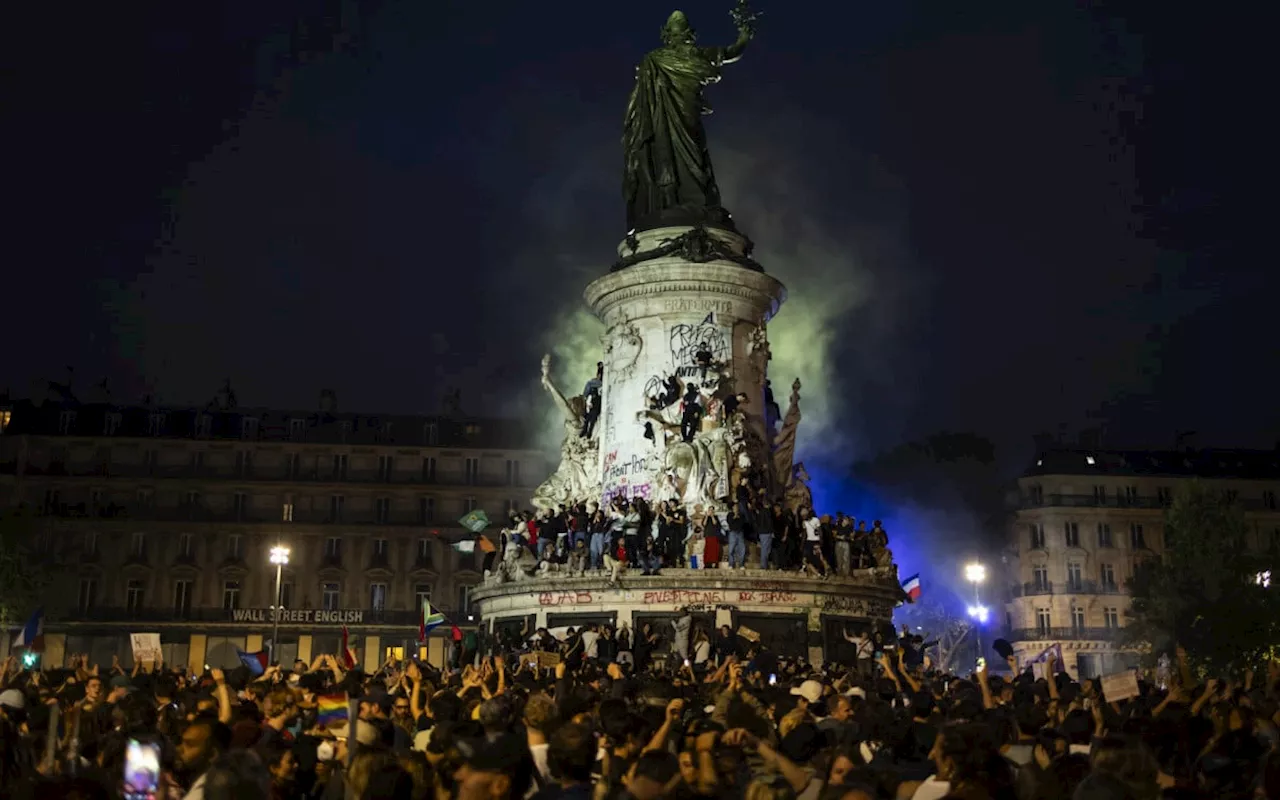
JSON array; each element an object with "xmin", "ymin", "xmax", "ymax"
[
  {"xmin": 540, "ymin": 354, "xmax": 578, "ymax": 422},
  {"xmin": 723, "ymin": 0, "xmax": 760, "ymax": 63}
]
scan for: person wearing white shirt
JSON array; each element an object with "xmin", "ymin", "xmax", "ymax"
[
  {"xmin": 801, "ymin": 510, "xmax": 826, "ymax": 576},
  {"xmin": 582, "ymin": 627, "xmax": 600, "ymax": 661}
]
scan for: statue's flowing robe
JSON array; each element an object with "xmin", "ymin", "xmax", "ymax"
[
  {"xmin": 771, "ymin": 395, "xmax": 801, "ymax": 494},
  {"xmin": 623, "ymin": 44, "xmax": 728, "ymax": 231}
]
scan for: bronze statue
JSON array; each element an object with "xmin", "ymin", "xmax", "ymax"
[{"xmin": 622, "ymin": 1, "xmax": 759, "ymax": 233}]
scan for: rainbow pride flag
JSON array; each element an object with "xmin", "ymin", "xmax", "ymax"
[{"xmin": 317, "ymin": 693, "xmax": 349, "ymax": 729}]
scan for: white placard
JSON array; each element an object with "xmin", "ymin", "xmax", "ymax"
[
  {"xmin": 130, "ymin": 633, "xmax": 162, "ymax": 664},
  {"xmin": 1100, "ymin": 671, "xmax": 1140, "ymax": 702}
]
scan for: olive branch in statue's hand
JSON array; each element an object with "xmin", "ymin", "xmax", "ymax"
[{"xmin": 730, "ymin": 0, "xmax": 760, "ymax": 35}]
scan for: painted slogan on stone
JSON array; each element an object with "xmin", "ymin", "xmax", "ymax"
[
  {"xmin": 600, "ymin": 312, "xmax": 735, "ymax": 505},
  {"xmin": 669, "ymin": 314, "xmax": 730, "ymax": 377}
]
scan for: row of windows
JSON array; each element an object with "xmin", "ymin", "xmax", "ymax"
[
  {"xmin": 45, "ymin": 489, "xmax": 532, "ymax": 523},
  {"xmin": 1031, "ymin": 606, "xmax": 1121, "ymax": 631},
  {"xmin": 77, "ymin": 530, "xmax": 449, "ymax": 566},
  {"xmin": 57, "ymin": 410, "xmax": 464, "ymax": 446},
  {"xmin": 1027, "ymin": 522, "xmax": 1154, "ymax": 550},
  {"xmin": 1026, "ymin": 483, "xmax": 1278, "ymax": 510},
  {"xmin": 1027, "ymin": 562, "xmax": 1120, "ymax": 591},
  {"xmin": 37, "ymin": 450, "xmax": 523, "ymax": 486},
  {"xmin": 80, "ymin": 577, "xmax": 473, "ymax": 616}
]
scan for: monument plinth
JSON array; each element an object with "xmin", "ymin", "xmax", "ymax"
[
  {"xmin": 472, "ymin": 568, "xmax": 903, "ymax": 663},
  {"xmin": 584, "ymin": 229, "xmax": 786, "ymax": 506}
]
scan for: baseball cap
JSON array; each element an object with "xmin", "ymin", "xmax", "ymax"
[
  {"xmin": 789, "ymin": 679, "xmax": 823, "ymax": 704},
  {"xmin": 0, "ymin": 689, "xmax": 25, "ymax": 710}
]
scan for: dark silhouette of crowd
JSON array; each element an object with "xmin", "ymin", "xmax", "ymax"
[{"xmin": 2, "ymin": 637, "xmax": 1277, "ymax": 800}]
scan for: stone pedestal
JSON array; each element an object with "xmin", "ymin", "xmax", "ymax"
[
  {"xmin": 584, "ymin": 226, "xmax": 786, "ymax": 505},
  {"xmin": 473, "ymin": 569, "xmax": 902, "ymax": 662}
]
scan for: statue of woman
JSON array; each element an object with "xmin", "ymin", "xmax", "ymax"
[
  {"xmin": 622, "ymin": 2, "xmax": 758, "ymax": 233},
  {"xmin": 532, "ymin": 355, "xmax": 601, "ymax": 509}
]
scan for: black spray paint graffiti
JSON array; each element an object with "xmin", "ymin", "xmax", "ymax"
[{"xmin": 669, "ymin": 314, "xmax": 729, "ymax": 375}]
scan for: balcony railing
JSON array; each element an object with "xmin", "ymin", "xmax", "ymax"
[
  {"xmin": 53, "ymin": 606, "xmax": 423, "ymax": 626},
  {"xmin": 34, "ymin": 504, "xmax": 468, "ymax": 528},
  {"xmin": 1008, "ymin": 580, "xmax": 1127, "ymax": 599},
  {"xmin": 1010, "ymin": 626, "xmax": 1122, "ymax": 642},
  {"xmin": 1022, "ymin": 494, "xmax": 1166, "ymax": 510},
  {"xmin": 1009, "ymin": 581, "xmax": 1054, "ymax": 598},
  {"xmin": 1022, "ymin": 493, "xmax": 1277, "ymax": 513}
]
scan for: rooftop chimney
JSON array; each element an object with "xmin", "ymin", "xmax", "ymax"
[{"xmin": 319, "ymin": 389, "xmax": 337, "ymax": 414}]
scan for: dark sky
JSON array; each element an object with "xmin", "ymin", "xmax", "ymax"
[{"xmin": 6, "ymin": 0, "xmax": 1273, "ymax": 469}]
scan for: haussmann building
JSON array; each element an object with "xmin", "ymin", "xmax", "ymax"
[
  {"xmin": 1004, "ymin": 444, "xmax": 1280, "ymax": 678},
  {"xmin": 0, "ymin": 387, "xmax": 545, "ymax": 672}
]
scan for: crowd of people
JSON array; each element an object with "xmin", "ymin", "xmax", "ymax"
[
  {"xmin": 487, "ymin": 493, "xmax": 894, "ymax": 583},
  {"xmin": 2, "ymin": 633, "xmax": 1278, "ymax": 800}
]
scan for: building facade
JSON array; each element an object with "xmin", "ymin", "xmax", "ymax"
[
  {"xmin": 1006, "ymin": 447, "xmax": 1280, "ymax": 678},
  {"xmin": 0, "ymin": 395, "xmax": 546, "ymax": 672}
]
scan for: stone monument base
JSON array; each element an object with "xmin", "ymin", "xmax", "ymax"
[{"xmin": 473, "ymin": 568, "xmax": 902, "ymax": 666}]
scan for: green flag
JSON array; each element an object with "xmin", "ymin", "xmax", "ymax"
[{"xmin": 458, "ymin": 509, "xmax": 490, "ymax": 533}]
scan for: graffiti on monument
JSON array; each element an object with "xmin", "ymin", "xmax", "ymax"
[
  {"xmin": 539, "ymin": 591, "xmax": 595, "ymax": 607},
  {"xmin": 602, "ymin": 449, "xmax": 653, "ymax": 503},
  {"xmin": 669, "ymin": 314, "xmax": 730, "ymax": 382},
  {"xmin": 737, "ymin": 590, "xmax": 798, "ymax": 604},
  {"xmin": 820, "ymin": 596, "xmax": 894, "ymax": 616}
]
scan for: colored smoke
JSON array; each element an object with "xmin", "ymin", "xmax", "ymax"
[{"xmin": 513, "ymin": 111, "xmax": 925, "ymax": 470}]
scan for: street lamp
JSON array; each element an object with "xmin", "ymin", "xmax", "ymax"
[
  {"xmin": 965, "ymin": 562, "xmax": 987, "ymax": 664},
  {"xmin": 269, "ymin": 546, "xmax": 290, "ymax": 665}
]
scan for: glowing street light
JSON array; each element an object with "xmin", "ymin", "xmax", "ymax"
[
  {"xmin": 967, "ymin": 604, "xmax": 991, "ymax": 623},
  {"xmin": 965, "ymin": 563, "xmax": 987, "ymax": 584},
  {"xmin": 1258, "ymin": 570, "xmax": 1272, "ymax": 589},
  {"xmin": 269, "ymin": 546, "xmax": 290, "ymax": 665}
]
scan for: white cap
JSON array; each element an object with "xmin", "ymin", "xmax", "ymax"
[
  {"xmin": 0, "ymin": 689, "xmax": 25, "ymax": 710},
  {"xmin": 790, "ymin": 679, "xmax": 823, "ymax": 704}
]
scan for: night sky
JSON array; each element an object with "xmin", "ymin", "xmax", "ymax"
[{"xmin": 6, "ymin": 0, "xmax": 1273, "ymax": 477}]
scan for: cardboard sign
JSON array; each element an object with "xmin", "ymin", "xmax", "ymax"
[
  {"xmin": 130, "ymin": 633, "xmax": 162, "ymax": 665},
  {"xmin": 520, "ymin": 651, "xmax": 562, "ymax": 669},
  {"xmin": 1100, "ymin": 671, "xmax": 1140, "ymax": 702},
  {"xmin": 736, "ymin": 625, "xmax": 761, "ymax": 643}
]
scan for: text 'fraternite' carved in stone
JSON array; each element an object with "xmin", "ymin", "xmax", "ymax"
[{"xmin": 663, "ymin": 298, "xmax": 732, "ymax": 313}]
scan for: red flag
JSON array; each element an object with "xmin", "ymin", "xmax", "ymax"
[{"xmin": 340, "ymin": 625, "xmax": 356, "ymax": 670}]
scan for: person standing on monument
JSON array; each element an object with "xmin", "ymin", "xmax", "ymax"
[
  {"xmin": 754, "ymin": 498, "xmax": 775, "ymax": 570},
  {"xmin": 621, "ymin": 498, "xmax": 642, "ymax": 564},
  {"xmin": 580, "ymin": 362, "xmax": 603, "ymax": 438},
  {"xmin": 726, "ymin": 504, "xmax": 747, "ymax": 569},
  {"xmin": 679, "ymin": 384, "xmax": 703, "ymax": 443},
  {"xmin": 834, "ymin": 515, "xmax": 854, "ymax": 577},
  {"xmin": 588, "ymin": 508, "xmax": 609, "ymax": 571}
]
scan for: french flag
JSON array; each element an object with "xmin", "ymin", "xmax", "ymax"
[
  {"xmin": 901, "ymin": 574, "xmax": 922, "ymax": 603},
  {"xmin": 13, "ymin": 608, "xmax": 44, "ymax": 653}
]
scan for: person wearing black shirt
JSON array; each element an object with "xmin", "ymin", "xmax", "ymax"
[
  {"xmin": 597, "ymin": 626, "xmax": 618, "ymax": 665},
  {"xmin": 754, "ymin": 500, "xmax": 775, "ymax": 569},
  {"xmin": 713, "ymin": 626, "xmax": 739, "ymax": 664},
  {"xmin": 679, "ymin": 385, "xmax": 703, "ymax": 443}
]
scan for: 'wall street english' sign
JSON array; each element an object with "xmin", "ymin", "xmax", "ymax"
[{"xmin": 230, "ymin": 609, "xmax": 366, "ymax": 625}]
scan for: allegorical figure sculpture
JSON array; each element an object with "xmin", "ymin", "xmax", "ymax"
[
  {"xmin": 532, "ymin": 355, "xmax": 602, "ymax": 510},
  {"xmin": 622, "ymin": 0, "xmax": 759, "ymax": 233}
]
